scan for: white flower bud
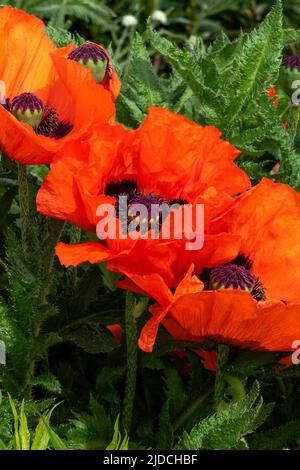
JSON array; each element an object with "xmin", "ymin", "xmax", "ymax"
[
  {"xmin": 151, "ymin": 10, "xmax": 167, "ymax": 25},
  {"xmin": 122, "ymin": 15, "xmax": 138, "ymax": 28}
]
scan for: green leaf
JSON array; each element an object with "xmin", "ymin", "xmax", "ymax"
[
  {"xmin": 177, "ymin": 382, "xmax": 273, "ymax": 450},
  {"xmin": 283, "ymin": 29, "xmax": 300, "ymax": 45},
  {"xmin": 225, "ymin": 0, "xmax": 283, "ymax": 131},
  {"xmin": 40, "ymin": 416, "xmax": 67, "ymax": 450},
  {"xmin": 251, "ymin": 420, "xmax": 300, "ymax": 450},
  {"xmin": 147, "ymin": 27, "xmax": 223, "ymax": 124},
  {"xmin": 106, "ymin": 416, "xmax": 128, "ymax": 450},
  {"xmin": 163, "ymin": 367, "xmax": 188, "ymax": 419},
  {"xmin": 31, "ymin": 374, "xmax": 62, "ymax": 395},
  {"xmin": 8, "ymin": 394, "xmax": 21, "ymax": 450},
  {"xmin": 31, "ymin": 403, "xmax": 62, "ymax": 450},
  {"xmin": 19, "ymin": 400, "xmax": 30, "ymax": 450},
  {"xmin": 64, "ymin": 324, "xmax": 117, "ymax": 354},
  {"xmin": 117, "ymin": 33, "xmax": 164, "ymax": 127},
  {"xmin": 45, "ymin": 25, "xmax": 84, "ymax": 47}
]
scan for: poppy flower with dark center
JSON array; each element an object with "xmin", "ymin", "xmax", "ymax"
[
  {"xmin": 0, "ymin": 7, "xmax": 115, "ymax": 164},
  {"xmin": 37, "ymin": 107, "xmax": 250, "ymax": 287},
  {"xmin": 117, "ymin": 179, "xmax": 300, "ymax": 354}
]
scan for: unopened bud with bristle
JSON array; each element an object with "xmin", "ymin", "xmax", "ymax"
[
  {"xmin": 210, "ymin": 264, "xmax": 256, "ymax": 292},
  {"xmin": 68, "ymin": 42, "xmax": 108, "ymax": 84},
  {"xmin": 11, "ymin": 92, "xmax": 44, "ymax": 129}
]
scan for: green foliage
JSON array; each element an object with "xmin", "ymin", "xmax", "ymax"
[
  {"xmin": 177, "ymin": 382, "xmax": 273, "ymax": 450},
  {"xmin": 1, "ymin": 0, "xmax": 300, "ymax": 452},
  {"xmin": 106, "ymin": 416, "xmax": 129, "ymax": 450},
  {"xmin": 45, "ymin": 25, "xmax": 84, "ymax": 47},
  {"xmin": 0, "ymin": 395, "xmax": 62, "ymax": 450}
]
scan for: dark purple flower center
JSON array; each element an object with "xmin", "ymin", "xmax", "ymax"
[
  {"xmin": 36, "ymin": 107, "xmax": 59, "ymax": 137},
  {"xmin": 68, "ymin": 42, "xmax": 107, "ymax": 65},
  {"xmin": 105, "ymin": 179, "xmax": 165, "ymax": 232},
  {"xmin": 282, "ymin": 56, "xmax": 300, "ymax": 71},
  {"xmin": 210, "ymin": 264, "xmax": 256, "ymax": 291},
  {"xmin": 199, "ymin": 255, "xmax": 266, "ymax": 301}
]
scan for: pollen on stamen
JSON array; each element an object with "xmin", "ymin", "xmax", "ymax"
[{"xmin": 36, "ymin": 107, "xmax": 59, "ymax": 137}]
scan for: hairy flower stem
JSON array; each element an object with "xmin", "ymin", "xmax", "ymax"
[
  {"xmin": 214, "ymin": 344, "xmax": 230, "ymax": 411},
  {"xmin": 18, "ymin": 163, "xmax": 30, "ymax": 248},
  {"xmin": 122, "ymin": 291, "xmax": 139, "ymax": 436},
  {"xmin": 173, "ymin": 387, "xmax": 213, "ymax": 431}
]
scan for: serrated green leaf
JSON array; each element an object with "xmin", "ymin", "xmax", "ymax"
[
  {"xmin": 40, "ymin": 416, "xmax": 67, "ymax": 450},
  {"xmin": 65, "ymin": 323, "xmax": 117, "ymax": 354},
  {"xmin": 147, "ymin": 27, "xmax": 223, "ymax": 124},
  {"xmin": 177, "ymin": 382, "xmax": 273, "ymax": 450},
  {"xmin": 225, "ymin": 0, "xmax": 283, "ymax": 132}
]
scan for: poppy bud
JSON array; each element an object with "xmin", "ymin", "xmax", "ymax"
[
  {"xmin": 11, "ymin": 92, "xmax": 44, "ymax": 129},
  {"xmin": 209, "ymin": 264, "xmax": 256, "ymax": 292},
  {"xmin": 68, "ymin": 42, "xmax": 108, "ymax": 84}
]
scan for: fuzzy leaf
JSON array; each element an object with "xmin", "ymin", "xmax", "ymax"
[
  {"xmin": 225, "ymin": 0, "xmax": 283, "ymax": 131},
  {"xmin": 177, "ymin": 382, "xmax": 273, "ymax": 450}
]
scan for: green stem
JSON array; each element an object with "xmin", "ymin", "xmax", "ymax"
[
  {"xmin": 122, "ymin": 291, "xmax": 138, "ymax": 436},
  {"xmin": 214, "ymin": 344, "xmax": 229, "ymax": 411},
  {"xmin": 173, "ymin": 387, "xmax": 213, "ymax": 431},
  {"xmin": 18, "ymin": 164, "xmax": 30, "ymax": 248}
]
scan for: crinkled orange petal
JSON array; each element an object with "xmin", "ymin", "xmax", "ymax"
[
  {"xmin": 212, "ymin": 178, "xmax": 300, "ymax": 302},
  {"xmin": 126, "ymin": 266, "xmax": 204, "ymax": 352},
  {"xmin": 56, "ymin": 241, "xmax": 131, "ymax": 267},
  {"xmin": 36, "ymin": 143, "xmax": 94, "ymax": 231},
  {"xmin": 165, "ymin": 290, "xmax": 300, "ymax": 352},
  {"xmin": 118, "ymin": 273, "xmax": 174, "ymax": 307},
  {"xmin": 133, "ymin": 107, "xmax": 250, "ymax": 201}
]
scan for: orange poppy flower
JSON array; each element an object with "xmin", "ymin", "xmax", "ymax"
[
  {"xmin": 37, "ymin": 107, "xmax": 250, "ymax": 286},
  {"xmin": 0, "ymin": 7, "xmax": 115, "ymax": 164},
  {"xmin": 118, "ymin": 178, "xmax": 300, "ymax": 356}
]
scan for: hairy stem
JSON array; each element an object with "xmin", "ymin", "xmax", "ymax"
[
  {"xmin": 214, "ymin": 344, "xmax": 230, "ymax": 410},
  {"xmin": 122, "ymin": 291, "xmax": 138, "ymax": 436},
  {"xmin": 18, "ymin": 164, "xmax": 30, "ymax": 248}
]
